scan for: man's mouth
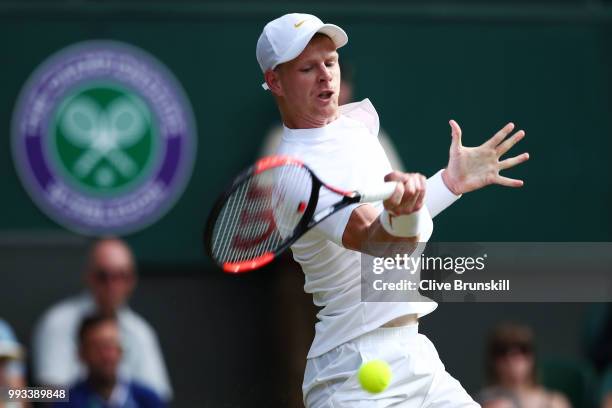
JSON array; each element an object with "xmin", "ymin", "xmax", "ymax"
[{"xmin": 318, "ymin": 91, "xmax": 334, "ymax": 100}]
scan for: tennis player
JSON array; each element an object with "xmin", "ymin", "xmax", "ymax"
[{"xmin": 256, "ymin": 13, "xmax": 529, "ymax": 407}]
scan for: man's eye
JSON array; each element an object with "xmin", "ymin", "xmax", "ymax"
[
  {"xmin": 300, "ymin": 67, "xmax": 312, "ymax": 72},
  {"xmin": 326, "ymin": 61, "xmax": 336, "ymax": 67}
]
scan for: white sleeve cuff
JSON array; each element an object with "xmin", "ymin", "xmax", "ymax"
[
  {"xmin": 426, "ymin": 169, "xmax": 462, "ymax": 218},
  {"xmin": 379, "ymin": 207, "xmax": 429, "ymax": 238}
]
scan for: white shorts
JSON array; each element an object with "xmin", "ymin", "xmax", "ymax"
[{"xmin": 303, "ymin": 324, "xmax": 480, "ymax": 408}]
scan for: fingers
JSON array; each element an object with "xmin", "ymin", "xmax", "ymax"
[
  {"xmin": 383, "ymin": 172, "xmax": 426, "ymax": 215},
  {"xmin": 449, "ymin": 120, "xmax": 463, "ymax": 152},
  {"xmin": 383, "ymin": 171, "xmax": 405, "ymax": 215},
  {"xmin": 385, "ymin": 182, "xmax": 405, "ymax": 214},
  {"xmin": 402, "ymin": 177, "xmax": 419, "ymax": 210},
  {"xmin": 383, "ymin": 170, "xmax": 404, "ymax": 183},
  {"xmin": 499, "ymin": 152, "xmax": 530, "ymax": 171},
  {"xmin": 495, "ymin": 175, "xmax": 524, "ymax": 188},
  {"xmin": 485, "ymin": 122, "xmax": 515, "ymax": 148},
  {"xmin": 496, "ymin": 151, "xmax": 528, "ymax": 188},
  {"xmin": 413, "ymin": 175, "xmax": 426, "ymax": 211},
  {"xmin": 496, "ymin": 129, "xmax": 526, "ymax": 157}
]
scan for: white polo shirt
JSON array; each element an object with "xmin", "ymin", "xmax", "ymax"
[{"xmin": 276, "ymin": 99, "xmax": 460, "ymax": 358}]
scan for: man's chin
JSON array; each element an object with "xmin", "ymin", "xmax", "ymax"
[
  {"xmin": 89, "ymin": 371, "xmax": 118, "ymax": 385},
  {"xmin": 96, "ymin": 302, "xmax": 123, "ymax": 316},
  {"xmin": 316, "ymin": 104, "xmax": 338, "ymax": 122}
]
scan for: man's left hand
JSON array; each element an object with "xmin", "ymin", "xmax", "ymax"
[{"xmin": 441, "ymin": 120, "xmax": 529, "ymax": 195}]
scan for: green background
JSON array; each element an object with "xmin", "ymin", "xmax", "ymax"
[{"xmin": 2, "ymin": 3, "xmax": 611, "ymax": 265}]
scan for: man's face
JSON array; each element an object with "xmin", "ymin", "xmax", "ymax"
[
  {"xmin": 87, "ymin": 240, "xmax": 135, "ymax": 315},
  {"xmin": 494, "ymin": 345, "xmax": 533, "ymax": 385},
  {"xmin": 274, "ymin": 34, "xmax": 340, "ymax": 126},
  {"xmin": 80, "ymin": 320, "xmax": 122, "ymax": 383}
]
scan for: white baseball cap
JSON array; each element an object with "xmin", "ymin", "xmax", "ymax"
[{"xmin": 256, "ymin": 13, "xmax": 348, "ymax": 90}]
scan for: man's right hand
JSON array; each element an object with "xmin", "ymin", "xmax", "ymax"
[
  {"xmin": 342, "ymin": 171, "xmax": 427, "ymax": 252},
  {"xmin": 383, "ymin": 171, "xmax": 427, "ymax": 216}
]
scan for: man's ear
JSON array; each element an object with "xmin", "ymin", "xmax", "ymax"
[{"xmin": 264, "ymin": 69, "xmax": 283, "ymax": 96}]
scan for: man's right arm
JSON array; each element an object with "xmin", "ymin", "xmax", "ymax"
[{"xmin": 342, "ymin": 171, "xmax": 429, "ymax": 255}]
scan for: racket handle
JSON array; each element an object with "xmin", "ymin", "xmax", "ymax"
[{"xmin": 358, "ymin": 182, "xmax": 399, "ymax": 203}]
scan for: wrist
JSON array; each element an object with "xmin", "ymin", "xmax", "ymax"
[
  {"xmin": 379, "ymin": 208, "xmax": 428, "ymax": 238},
  {"xmin": 441, "ymin": 168, "xmax": 462, "ymax": 195}
]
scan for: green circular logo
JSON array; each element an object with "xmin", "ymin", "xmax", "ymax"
[
  {"xmin": 48, "ymin": 86, "xmax": 159, "ymax": 196},
  {"xmin": 12, "ymin": 41, "xmax": 197, "ymax": 235}
]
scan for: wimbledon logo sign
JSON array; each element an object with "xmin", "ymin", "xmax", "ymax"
[{"xmin": 12, "ymin": 41, "xmax": 196, "ymax": 235}]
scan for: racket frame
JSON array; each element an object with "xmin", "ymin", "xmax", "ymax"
[{"xmin": 204, "ymin": 156, "xmax": 362, "ymax": 273}]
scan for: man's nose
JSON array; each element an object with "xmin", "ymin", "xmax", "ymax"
[{"xmin": 318, "ymin": 64, "xmax": 333, "ymax": 82}]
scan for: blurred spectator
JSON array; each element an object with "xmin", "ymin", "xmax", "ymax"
[
  {"xmin": 0, "ymin": 319, "xmax": 27, "ymax": 408},
  {"xmin": 481, "ymin": 398, "xmax": 518, "ymax": 408},
  {"xmin": 479, "ymin": 323, "xmax": 571, "ymax": 408},
  {"xmin": 478, "ymin": 387, "xmax": 520, "ymax": 408},
  {"xmin": 53, "ymin": 314, "xmax": 165, "ymax": 408},
  {"xmin": 32, "ymin": 238, "xmax": 172, "ymax": 401},
  {"xmin": 259, "ymin": 62, "xmax": 406, "ymax": 171}
]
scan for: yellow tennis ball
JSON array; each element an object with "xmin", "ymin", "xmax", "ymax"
[{"xmin": 358, "ymin": 359, "xmax": 392, "ymax": 393}]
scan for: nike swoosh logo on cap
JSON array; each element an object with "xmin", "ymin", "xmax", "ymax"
[{"xmin": 294, "ymin": 20, "xmax": 306, "ymax": 28}]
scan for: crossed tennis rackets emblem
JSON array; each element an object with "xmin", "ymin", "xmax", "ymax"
[{"xmin": 59, "ymin": 95, "xmax": 150, "ymax": 187}]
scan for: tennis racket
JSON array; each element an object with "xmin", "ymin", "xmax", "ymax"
[{"xmin": 204, "ymin": 155, "xmax": 398, "ymax": 273}]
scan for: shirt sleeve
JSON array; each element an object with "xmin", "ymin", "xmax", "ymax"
[
  {"xmin": 32, "ymin": 311, "xmax": 81, "ymax": 386},
  {"xmin": 131, "ymin": 382, "xmax": 167, "ymax": 407},
  {"xmin": 426, "ymin": 169, "xmax": 462, "ymax": 218},
  {"xmin": 314, "ymin": 203, "xmax": 366, "ymax": 247},
  {"xmin": 130, "ymin": 322, "xmax": 173, "ymax": 401}
]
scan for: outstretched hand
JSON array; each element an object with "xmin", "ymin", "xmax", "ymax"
[{"xmin": 441, "ymin": 120, "xmax": 530, "ymax": 195}]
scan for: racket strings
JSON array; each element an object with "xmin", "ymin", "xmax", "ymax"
[{"xmin": 211, "ymin": 164, "xmax": 312, "ymax": 265}]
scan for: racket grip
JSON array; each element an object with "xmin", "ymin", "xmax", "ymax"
[{"xmin": 358, "ymin": 182, "xmax": 399, "ymax": 203}]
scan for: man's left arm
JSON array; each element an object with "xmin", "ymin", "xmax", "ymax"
[
  {"xmin": 428, "ymin": 120, "xmax": 529, "ymax": 217},
  {"xmin": 425, "ymin": 169, "xmax": 462, "ymax": 219}
]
